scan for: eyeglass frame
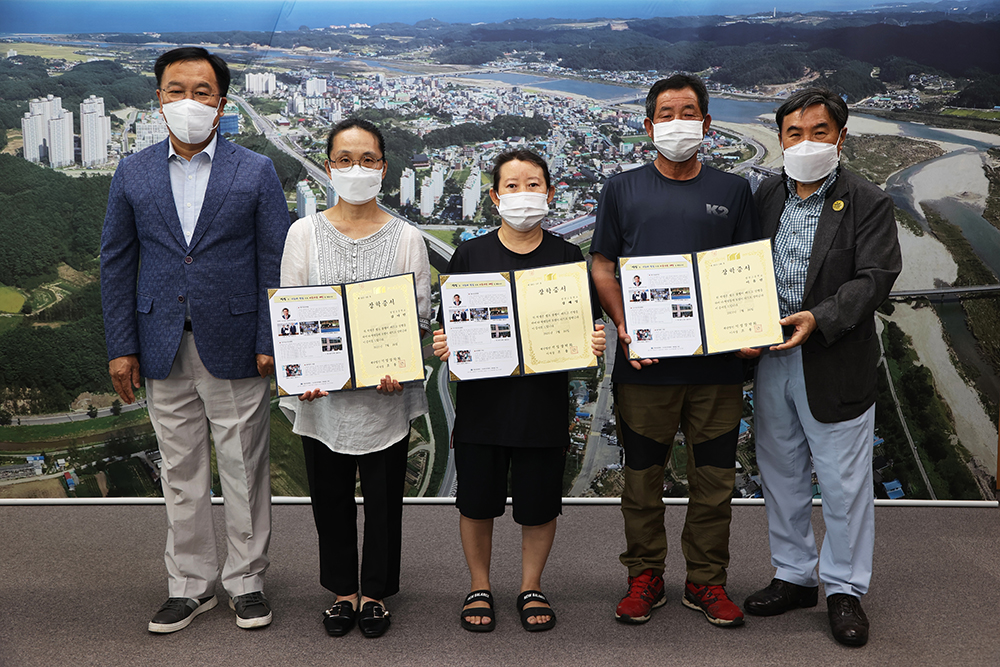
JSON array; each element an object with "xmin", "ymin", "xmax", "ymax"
[
  {"xmin": 325, "ymin": 156, "xmax": 386, "ymax": 172},
  {"xmin": 158, "ymin": 88, "xmax": 222, "ymax": 104}
]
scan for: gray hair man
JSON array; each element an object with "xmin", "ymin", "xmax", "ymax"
[{"xmin": 738, "ymin": 88, "xmax": 901, "ymax": 647}]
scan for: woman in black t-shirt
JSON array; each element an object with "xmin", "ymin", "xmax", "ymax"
[{"xmin": 433, "ymin": 150, "xmax": 606, "ymax": 633}]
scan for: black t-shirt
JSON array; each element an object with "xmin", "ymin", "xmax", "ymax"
[
  {"xmin": 591, "ymin": 162, "xmax": 761, "ymax": 386},
  {"xmin": 444, "ymin": 230, "xmax": 595, "ymax": 448}
]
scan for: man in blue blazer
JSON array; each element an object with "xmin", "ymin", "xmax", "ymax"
[
  {"xmin": 100, "ymin": 47, "xmax": 291, "ymax": 633},
  {"xmin": 738, "ymin": 89, "xmax": 901, "ymax": 647}
]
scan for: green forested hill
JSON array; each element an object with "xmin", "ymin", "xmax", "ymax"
[
  {"xmin": 0, "ymin": 283, "xmax": 111, "ymax": 413},
  {"xmin": 0, "ymin": 155, "xmax": 110, "ymax": 288},
  {"xmin": 0, "ymin": 156, "xmax": 113, "ymax": 412}
]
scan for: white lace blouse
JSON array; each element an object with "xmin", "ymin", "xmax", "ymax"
[{"xmin": 278, "ymin": 212, "xmax": 431, "ymax": 455}]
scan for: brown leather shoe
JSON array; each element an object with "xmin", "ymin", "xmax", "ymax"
[
  {"xmin": 827, "ymin": 593, "xmax": 869, "ymax": 647},
  {"xmin": 743, "ymin": 578, "xmax": 818, "ymax": 616}
]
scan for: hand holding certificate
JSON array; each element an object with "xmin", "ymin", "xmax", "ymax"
[
  {"xmin": 438, "ymin": 261, "xmax": 598, "ymax": 381},
  {"xmin": 268, "ymin": 274, "xmax": 425, "ymax": 396},
  {"xmin": 619, "ymin": 239, "xmax": 783, "ymax": 359}
]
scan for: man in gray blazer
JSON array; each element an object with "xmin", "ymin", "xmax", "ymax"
[
  {"xmin": 737, "ymin": 88, "xmax": 901, "ymax": 647},
  {"xmin": 101, "ymin": 47, "xmax": 290, "ymax": 633}
]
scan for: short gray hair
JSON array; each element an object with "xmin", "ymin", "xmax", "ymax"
[{"xmin": 775, "ymin": 88, "xmax": 848, "ymax": 134}]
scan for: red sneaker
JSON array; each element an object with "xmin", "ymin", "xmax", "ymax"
[
  {"xmin": 683, "ymin": 581, "xmax": 745, "ymax": 627},
  {"xmin": 615, "ymin": 569, "xmax": 666, "ymax": 624}
]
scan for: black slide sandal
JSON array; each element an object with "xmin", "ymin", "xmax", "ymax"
[
  {"xmin": 517, "ymin": 590, "xmax": 556, "ymax": 632},
  {"xmin": 461, "ymin": 590, "xmax": 496, "ymax": 632}
]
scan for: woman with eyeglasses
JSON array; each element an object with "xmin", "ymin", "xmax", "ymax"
[{"xmin": 279, "ymin": 117, "xmax": 431, "ymax": 638}]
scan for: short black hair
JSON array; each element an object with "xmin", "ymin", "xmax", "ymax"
[
  {"xmin": 645, "ymin": 74, "xmax": 709, "ymax": 120},
  {"xmin": 491, "ymin": 149, "xmax": 551, "ymax": 192},
  {"xmin": 326, "ymin": 117, "xmax": 386, "ymax": 159},
  {"xmin": 775, "ymin": 88, "xmax": 849, "ymax": 134},
  {"xmin": 154, "ymin": 47, "xmax": 231, "ymax": 98}
]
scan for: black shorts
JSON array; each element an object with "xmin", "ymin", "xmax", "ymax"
[{"xmin": 454, "ymin": 441, "xmax": 565, "ymax": 526}]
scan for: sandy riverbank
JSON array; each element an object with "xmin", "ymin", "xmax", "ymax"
[
  {"xmin": 884, "ymin": 304, "xmax": 998, "ymax": 473},
  {"xmin": 846, "ymin": 115, "xmax": 903, "ymax": 137},
  {"xmin": 844, "ymin": 115, "xmax": 977, "ymax": 154},
  {"xmin": 908, "ymin": 149, "xmax": 990, "ymax": 212},
  {"xmin": 843, "ymin": 115, "xmax": 1000, "ymax": 148},
  {"xmin": 894, "ymin": 223, "xmax": 958, "ymax": 291}
]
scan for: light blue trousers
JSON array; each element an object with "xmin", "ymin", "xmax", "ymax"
[{"xmin": 755, "ymin": 346, "xmax": 875, "ymax": 598}]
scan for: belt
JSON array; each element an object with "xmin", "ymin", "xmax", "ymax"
[{"xmin": 183, "ymin": 320, "xmax": 193, "ymax": 331}]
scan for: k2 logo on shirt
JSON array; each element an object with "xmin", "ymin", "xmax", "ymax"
[{"xmin": 706, "ymin": 204, "xmax": 730, "ymax": 218}]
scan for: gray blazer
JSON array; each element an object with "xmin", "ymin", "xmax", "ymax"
[{"xmin": 755, "ymin": 168, "xmax": 902, "ymax": 423}]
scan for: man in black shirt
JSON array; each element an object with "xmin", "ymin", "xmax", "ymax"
[{"xmin": 591, "ymin": 75, "xmax": 760, "ymax": 628}]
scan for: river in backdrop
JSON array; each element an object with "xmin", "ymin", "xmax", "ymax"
[
  {"xmin": 477, "ymin": 70, "xmax": 1000, "ymax": 410},
  {"xmin": 882, "ymin": 144, "xmax": 1000, "ymax": 409},
  {"xmin": 13, "ymin": 35, "xmax": 1000, "ymax": 410}
]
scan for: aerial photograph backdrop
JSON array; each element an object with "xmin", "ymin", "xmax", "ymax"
[{"xmin": 1, "ymin": 0, "xmax": 998, "ymax": 503}]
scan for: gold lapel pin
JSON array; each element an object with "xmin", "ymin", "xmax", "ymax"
[{"xmin": 832, "ymin": 200, "xmax": 845, "ymax": 212}]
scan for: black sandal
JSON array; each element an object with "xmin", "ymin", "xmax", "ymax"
[
  {"xmin": 517, "ymin": 590, "xmax": 556, "ymax": 632},
  {"xmin": 460, "ymin": 589, "xmax": 496, "ymax": 633}
]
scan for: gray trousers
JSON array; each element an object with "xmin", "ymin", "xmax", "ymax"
[
  {"xmin": 756, "ymin": 346, "xmax": 875, "ymax": 598},
  {"xmin": 147, "ymin": 331, "xmax": 272, "ymax": 599}
]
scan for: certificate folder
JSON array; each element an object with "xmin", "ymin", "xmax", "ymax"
[
  {"xmin": 619, "ymin": 238, "xmax": 783, "ymax": 359},
  {"xmin": 439, "ymin": 260, "xmax": 597, "ymax": 381},
  {"xmin": 268, "ymin": 273, "xmax": 425, "ymax": 396}
]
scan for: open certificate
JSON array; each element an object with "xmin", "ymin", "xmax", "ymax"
[
  {"xmin": 439, "ymin": 261, "xmax": 597, "ymax": 381},
  {"xmin": 345, "ymin": 274, "xmax": 425, "ymax": 388},
  {"xmin": 514, "ymin": 262, "xmax": 597, "ymax": 375},
  {"xmin": 439, "ymin": 272, "xmax": 520, "ymax": 380},
  {"xmin": 619, "ymin": 239, "xmax": 783, "ymax": 358},
  {"xmin": 268, "ymin": 274, "xmax": 425, "ymax": 396}
]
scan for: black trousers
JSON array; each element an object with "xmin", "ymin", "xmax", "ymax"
[{"xmin": 302, "ymin": 434, "xmax": 409, "ymax": 600}]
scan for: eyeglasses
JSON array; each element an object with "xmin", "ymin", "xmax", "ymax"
[
  {"xmin": 327, "ymin": 156, "xmax": 384, "ymax": 172},
  {"xmin": 159, "ymin": 89, "xmax": 220, "ymax": 104}
]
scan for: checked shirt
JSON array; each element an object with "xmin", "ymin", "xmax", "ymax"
[{"xmin": 772, "ymin": 169, "xmax": 839, "ymax": 317}]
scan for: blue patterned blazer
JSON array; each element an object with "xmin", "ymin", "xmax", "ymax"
[{"xmin": 100, "ymin": 135, "xmax": 291, "ymax": 380}]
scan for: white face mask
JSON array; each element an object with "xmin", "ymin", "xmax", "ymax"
[
  {"xmin": 498, "ymin": 192, "xmax": 548, "ymax": 232},
  {"xmin": 651, "ymin": 119, "xmax": 705, "ymax": 163},
  {"xmin": 782, "ymin": 130, "xmax": 844, "ymax": 184},
  {"xmin": 161, "ymin": 98, "xmax": 220, "ymax": 145},
  {"xmin": 328, "ymin": 164, "xmax": 383, "ymax": 205}
]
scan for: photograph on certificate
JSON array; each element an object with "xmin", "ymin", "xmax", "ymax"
[
  {"xmin": 696, "ymin": 238, "xmax": 783, "ymax": 354},
  {"xmin": 619, "ymin": 255, "xmax": 704, "ymax": 359},
  {"xmin": 513, "ymin": 261, "xmax": 597, "ymax": 375},
  {"xmin": 439, "ymin": 271, "xmax": 520, "ymax": 381},
  {"xmin": 268, "ymin": 285, "xmax": 352, "ymax": 396},
  {"xmin": 345, "ymin": 273, "xmax": 425, "ymax": 389}
]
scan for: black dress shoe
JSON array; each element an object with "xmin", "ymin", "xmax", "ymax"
[
  {"xmin": 358, "ymin": 601, "xmax": 391, "ymax": 638},
  {"xmin": 744, "ymin": 578, "xmax": 819, "ymax": 616},
  {"xmin": 322, "ymin": 598, "xmax": 358, "ymax": 637},
  {"xmin": 827, "ymin": 593, "xmax": 869, "ymax": 647}
]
